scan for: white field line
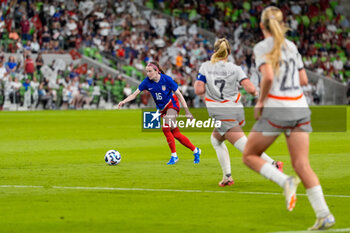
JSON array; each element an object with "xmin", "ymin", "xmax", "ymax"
[
  {"xmin": 270, "ymin": 227, "xmax": 350, "ymax": 233},
  {"xmin": 1, "ymin": 185, "xmax": 350, "ymax": 198}
]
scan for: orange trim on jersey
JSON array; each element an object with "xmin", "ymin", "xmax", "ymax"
[
  {"xmin": 267, "ymin": 93, "xmax": 303, "ymax": 101},
  {"xmin": 204, "ymin": 97, "xmax": 230, "ymax": 103},
  {"xmin": 239, "ymin": 120, "xmax": 245, "ymax": 126},
  {"xmin": 234, "ymin": 93, "xmax": 241, "ymax": 103}
]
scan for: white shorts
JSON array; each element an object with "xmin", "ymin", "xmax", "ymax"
[
  {"xmin": 252, "ymin": 116, "xmax": 312, "ymax": 136},
  {"xmin": 206, "ymin": 102, "xmax": 245, "ymax": 136},
  {"xmin": 215, "ymin": 118, "xmax": 245, "ymax": 136}
]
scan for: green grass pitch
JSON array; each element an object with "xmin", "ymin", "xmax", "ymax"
[{"xmin": 0, "ymin": 107, "xmax": 349, "ymax": 233}]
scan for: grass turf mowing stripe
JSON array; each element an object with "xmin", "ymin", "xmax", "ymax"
[
  {"xmin": 1, "ymin": 185, "xmax": 350, "ymax": 198},
  {"xmin": 270, "ymin": 227, "xmax": 350, "ymax": 233}
]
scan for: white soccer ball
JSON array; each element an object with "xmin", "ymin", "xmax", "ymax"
[{"xmin": 104, "ymin": 150, "xmax": 121, "ymax": 165}]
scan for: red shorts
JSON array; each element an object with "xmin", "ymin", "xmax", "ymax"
[{"xmin": 160, "ymin": 95, "xmax": 180, "ymax": 117}]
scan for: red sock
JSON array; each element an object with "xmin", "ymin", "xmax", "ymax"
[
  {"xmin": 171, "ymin": 127, "xmax": 196, "ymax": 151},
  {"xmin": 162, "ymin": 124, "xmax": 176, "ymax": 153}
]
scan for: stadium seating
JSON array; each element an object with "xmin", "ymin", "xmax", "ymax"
[{"xmin": 0, "ymin": 0, "xmax": 349, "ymax": 110}]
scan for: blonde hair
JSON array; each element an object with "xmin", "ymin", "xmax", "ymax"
[
  {"xmin": 211, "ymin": 38, "xmax": 231, "ymax": 64},
  {"xmin": 261, "ymin": 6, "xmax": 288, "ymax": 75}
]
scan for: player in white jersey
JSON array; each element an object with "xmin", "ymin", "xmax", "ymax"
[
  {"xmin": 194, "ymin": 38, "xmax": 283, "ymax": 187},
  {"xmin": 242, "ymin": 6, "xmax": 335, "ymax": 230}
]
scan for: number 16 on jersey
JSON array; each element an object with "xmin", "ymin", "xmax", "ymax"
[{"xmin": 156, "ymin": 93, "xmax": 162, "ymax": 100}]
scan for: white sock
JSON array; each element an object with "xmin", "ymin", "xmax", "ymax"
[
  {"xmin": 261, "ymin": 152, "xmax": 275, "ymax": 164},
  {"xmin": 233, "ymin": 136, "xmax": 246, "ymax": 152},
  {"xmin": 171, "ymin": 152, "xmax": 177, "ymax": 157},
  {"xmin": 307, "ymin": 185, "xmax": 330, "ymax": 218},
  {"xmin": 260, "ymin": 163, "xmax": 288, "ymax": 188},
  {"xmin": 211, "ymin": 134, "xmax": 231, "ymax": 176},
  {"xmin": 234, "ymin": 136, "xmax": 275, "ymax": 164},
  {"xmin": 193, "ymin": 147, "xmax": 198, "ymax": 153}
]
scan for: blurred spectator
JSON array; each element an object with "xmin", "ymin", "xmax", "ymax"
[
  {"xmin": 123, "ymin": 83, "xmax": 132, "ymax": 98},
  {"xmin": 9, "ymin": 77, "xmax": 21, "ymax": 104},
  {"xmin": 41, "ymin": 25, "xmax": 51, "ymax": 51},
  {"xmin": 30, "ymin": 36, "xmax": 40, "ymax": 53},
  {"xmin": 5, "ymin": 56, "xmax": 17, "ymax": 75},
  {"xmin": 61, "ymin": 84, "xmax": 73, "ymax": 110},
  {"xmin": 80, "ymin": 80, "xmax": 93, "ymax": 108},
  {"xmin": 0, "ymin": 54, "xmax": 7, "ymax": 81},
  {"xmin": 175, "ymin": 52, "xmax": 183, "ymax": 68},
  {"xmin": 103, "ymin": 73, "xmax": 113, "ymax": 84},
  {"xmin": 30, "ymin": 76, "xmax": 40, "ymax": 106},
  {"xmin": 333, "ymin": 56, "xmax": 344, "ymax": 71},
  {"xmin": 20, "ymin": 15, "xmax": 30, "ymax": 41},
  {"xmin": 35, "ymin": 53, "xmax": 44, "ymax": 74},
  {"xmin": 24, "ymin": 54, "xmax": 35, "ymax": 79},
  {"xmin": 37, "ymin": 78, "xmax": 53, "ymax": 109}
]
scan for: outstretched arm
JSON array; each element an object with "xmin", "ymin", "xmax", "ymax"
[
  {"xmin": 117, "ymin": 89, "xmax": 141, "ymax": 109},
  {"xmin": 174, "ymin": 89, "xmax": 193, "ymax": 119}
]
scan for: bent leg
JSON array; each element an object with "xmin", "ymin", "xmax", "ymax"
[
  {"xmin": 243, "ymin": 132, "xmax": 288, "ymax": 188},
  {"xmin": 167, "ymin": 109, "xmax": 196, "ymax": 151},
  {"xmin": 225, "ymin": 126, "xmax": 276, "ymax": 166},
  {"xmin": 243, "ymin": 131, "xmax": 278, "ymax": 172},
  {"xmin": 172, "ymin": 127, "xmax": 196, "ymax": 151}
]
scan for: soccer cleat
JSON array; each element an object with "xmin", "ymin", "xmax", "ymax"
[
  {"xmin": 308, "ymin": 214, "xmax": 335, "ymax": 230},
  {"xmin": 167, "ymin": 156, "xmax": 179, "ymax": 165},
  {"xmin": 274, "ymin": 161, "xmax": 284, "ymax": 172},
  {"xmin": 219, "ymin": 176, "xmax": 234, "ymax": 187},
  {"xmin": 193, "ymin": 147, "xmax": 201, "ymax": 164},
  {"xmin": 283, "ymin": 176, "xmax": 300, "ymax": 211}
]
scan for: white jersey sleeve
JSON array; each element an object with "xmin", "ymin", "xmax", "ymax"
[
  {"xmin": 295, "ymin": 47, "xmax": 304, "ymax": 70},
  {"xmin": 254, "ymin": 41, "xmax": 271, "ymax": 70},
  {"xmin": 236, "ymin": 65, "xmax": 248, "ymax": 84}
]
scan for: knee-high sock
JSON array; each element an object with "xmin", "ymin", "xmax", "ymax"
[
  {"xmin": 260, "ymin": 163, "xmax": 288, "ymax": 188},
  {"xmin": 307, "ymin": 185, "xmax": 331, "ymax": 218},
  {"xmin": 211, "ymin": 134, "xmax": 231, "ymax": 176},
  {"xmin": 171, "ymin": 127, "xmax": 196, "ymax": 151},
  {"xmin": 163, "ymin": 124, "xmax": 176, "ymax": 153},
  {"xmin": 234, "ymin": 136, "xmax": 275, "ymax": 164}
]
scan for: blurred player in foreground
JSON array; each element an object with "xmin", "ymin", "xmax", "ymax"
[{"xmin": 242, "ymin": 6, "xmax": 335, "ymax": 230}]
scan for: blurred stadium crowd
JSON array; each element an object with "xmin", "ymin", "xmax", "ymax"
[{"xmin": 0, "ymin": 0, "xmax": 349, "ymax": 110}]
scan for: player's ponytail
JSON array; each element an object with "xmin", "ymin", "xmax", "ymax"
[
  {"xmin": 261, "ymin": 6, "xmax": 288, "ymax": 75},
  {"xmin": 147, "ymin": 61, "xmax": 165, "ymax": 74},
  {"xmin": 211, "ymin": 38, "xmax": 231, "ymax": 64}
]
